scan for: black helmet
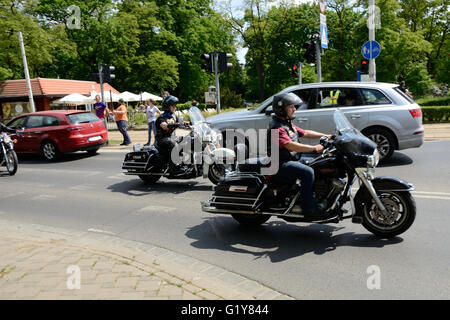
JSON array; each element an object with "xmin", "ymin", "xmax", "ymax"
[
  {"xmin": 162, "ymin": 95, "xmax": 179, "ymax": 112},
  {"xmin": 272, "ymin": 92, "xmax": 302, "ymax": 118}
]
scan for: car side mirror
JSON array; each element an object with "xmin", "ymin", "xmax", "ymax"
[{"xmin": 265, "ymin": 106, "xmax": 273, "ymax": 116}]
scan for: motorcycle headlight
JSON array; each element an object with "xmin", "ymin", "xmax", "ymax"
[
  {"xmin": 3, "ymin": 136, "xmax": 11, "ymax": 143},
  {"xmin": 367, "ymin": 149, "xmax": 380, "ymax": 168}
]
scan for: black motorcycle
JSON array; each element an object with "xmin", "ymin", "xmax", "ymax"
[
  {"xmin": 0, "ymin": 130, "xmax": 20, "ymax": 176},
  {"xmin": 201, "ymin": 110, "xmax": 416, "ymax": 238},
  {"xmin": 122, "ymin": 106, "xmax": 236, "ymax": 184}
]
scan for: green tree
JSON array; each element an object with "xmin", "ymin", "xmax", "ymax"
[{"xmin": 0, "ymin": 0, "xmax": 71, "ymax": 80}]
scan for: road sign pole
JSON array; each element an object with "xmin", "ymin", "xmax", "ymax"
[
  {"xmin": 298, "ymin": 62, "xmax": 302, "ymax": 85},
  {"xmin": 213, "ymin": 51, "xmax": 221, "ymax": 114},
  {"xmin": 315, "ymin": 39, "xmax": 322, "ymax": 83},
  {"xmin": 369, "ymin": 0, "xmax": 376, "ymax": 82}
]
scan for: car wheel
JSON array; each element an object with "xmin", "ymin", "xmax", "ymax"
[
  {"xmin": 364, "ymin": 128, "xmax": 396, "ymax": 161},
  {"xmin": 41, "ymin": 141, "xmax": 61, "ymax": 161},
  {"xmin": 87, "ymin": 147, "xmax": 100, "ymax": 155}
]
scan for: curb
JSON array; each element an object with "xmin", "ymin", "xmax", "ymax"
[{"xmin": 0, "ymin": 219, "xmax": 293, "ymax": 300}]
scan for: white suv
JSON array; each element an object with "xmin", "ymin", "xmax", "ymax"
[{"xmin": 206, "ymin": 82, "xmax": 424, "ymax": 161}]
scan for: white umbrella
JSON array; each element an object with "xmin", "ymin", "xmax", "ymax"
[
  {"xmin": 54, "ymin": 93, "xmax": 96, "ymax": 105},
  {"xmin": 140, "ymin": 91, "xmax": 163, "ymax": 101},
  {"xmin": 119, "ymin": 91, "xmax": 141, "ymax": 102}
]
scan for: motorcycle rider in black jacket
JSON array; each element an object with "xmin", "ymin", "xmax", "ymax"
[{"xmin": 155, "ymin": 95, "xmax": 187, "ymax": 175}]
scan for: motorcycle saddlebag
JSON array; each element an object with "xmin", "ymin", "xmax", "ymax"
[
  {"xmin": 211, "ymin": 172, "xmax": 265, "ymax": 210},
  {"xmin": 122, "ymin": 147, "xmax": 162, "ymax": 174}
]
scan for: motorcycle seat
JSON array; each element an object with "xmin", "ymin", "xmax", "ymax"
[{"xmin": 238, "ymin": 157, "xmax": 271, "ymax": 173}]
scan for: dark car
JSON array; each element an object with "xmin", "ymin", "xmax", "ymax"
[{"xmin": 6, "ymin": 110, "xmax": 108, "ymax": 160}]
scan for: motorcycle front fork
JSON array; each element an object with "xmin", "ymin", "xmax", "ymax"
[{"xmin": 354, "ymin": 168, "xmax": 388, "ymax": 214}]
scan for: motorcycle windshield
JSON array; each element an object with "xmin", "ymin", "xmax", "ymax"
[
  {"xmin": 333, "ymin": 109, "xmax": 376, "ymax": 156},
  {"xmin": 189, "ymin": 106, "xmax": 210, "ymax": 138}
]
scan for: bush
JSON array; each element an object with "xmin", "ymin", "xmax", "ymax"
[
  {"xmin": 422, "ymin": 106, "xmax": 450, "ymax": 122},
  {"xmin": 417, "ymin": 95, "xmax": 450, "ymax": 106}
]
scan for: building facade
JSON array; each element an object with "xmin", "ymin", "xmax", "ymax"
[{"xmin": 0, "ymin": 78, "xmax": 119, "ymax": 121}]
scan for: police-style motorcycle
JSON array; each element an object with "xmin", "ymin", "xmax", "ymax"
[
  {"xmin": 201, "ymin": 110, "xmax": 416, "ymax": 238},
  {"xmin": 122, "ymin": 106, "xmax": 236, "ymax": 184},
  {"xmin": 0, "ymin": 130, "xmax": 20, "ymax": 176}
]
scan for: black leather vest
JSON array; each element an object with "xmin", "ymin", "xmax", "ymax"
[
  {"xmin": 155, "ymin": 112, "xmax": 178, "ymax": 141},
  {"xmin": 268, "ymin": 116, "xmax": 301, "ymax": 163}
]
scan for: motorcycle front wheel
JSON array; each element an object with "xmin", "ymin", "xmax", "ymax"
[
  {"xmin": 361, "ymin": 190, "xmax": 416, "ymax": 238},
  {"xmin": 5, "ymin": 149, "xmax": 18, "ymax": 176}
]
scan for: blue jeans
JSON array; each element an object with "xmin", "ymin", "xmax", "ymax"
[
  {"xmin": 147, "ymin": 121, "xmax": 156, "ymax": 145},
  {"xmin": 276, "ymin": 160, "xmax": 315, "ymax": 212},
  {"xmin": 116, "ymin": 120, "xmax": 131, "ymax": 144}
]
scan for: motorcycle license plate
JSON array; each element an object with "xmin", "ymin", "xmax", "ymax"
[{"xmin": 88, "ymin": 136, "xmax": 102, "ymax": 142}]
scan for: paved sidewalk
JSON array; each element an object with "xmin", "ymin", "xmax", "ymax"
[{"xmin": 0, "ymin": 219, "xmax": 293, "ymax": 300}]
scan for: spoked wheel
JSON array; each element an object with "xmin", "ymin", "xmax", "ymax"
[
  {"xmin": 231, "ymin": 214, "xmax": 271, "ymax": 226},
  {"xmin": 41, "ymin": 141, "xmax": 61, "ymax": 161},
  {"xmin": 208, "ymin": 163, "xmax": 233, "ymax": 184},
  {"xmin": 364, "ymin": 128, "xmax": 396, "ymax": 161},
  {"xmin": 362, "ymin": 191, "xmax": 416, "ymax": 238},
  {"xmin": 5, "ymin": 149, "xmax": 18, "ymax": 175},
  {"xmin": 139, "ymin": 175, "xmax": 161, "ymax": 184}
]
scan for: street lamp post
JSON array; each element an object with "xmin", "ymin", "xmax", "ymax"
[{"xmin": 18, "ymin": 31, "xmax": 36, "ymax": 113}]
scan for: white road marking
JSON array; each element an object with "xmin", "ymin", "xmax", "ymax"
[
  {"xmin": 412, "ymin": 191, "xmax": 450, "ymax": 201},
  {"xmin": 30, "ymin": 194, "xmax": 58, "ymax": 201},
  {"xmin": 134, "ymin": 205, "xmax": 177, "ymax": 215},
  {"xmin": 87, "ymin": 228, "xmax": 117, "ymax": 236}
]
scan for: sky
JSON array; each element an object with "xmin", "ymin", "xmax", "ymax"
[{"xmin": 213, "ymin": 0, "xmax": 316, "ymax": 64}]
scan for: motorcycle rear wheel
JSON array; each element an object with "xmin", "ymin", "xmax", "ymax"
[
  {"xmin": 139, "ymin": 175, "xmax": 161, "ymax": 184},
  {"xmin": 362, "ymin": 190, "xmax": 416, "ymax": 238},
  {"xmin": 208, "ymin": 163, "xmax": 232, "ymax": 184},
  {"xmin": 5, "ymin": 149, "xmax": 18, "ymax": 176},
  {"xmin": 231, "ymin": 214, "xmax": 270, "ymax": 226}
]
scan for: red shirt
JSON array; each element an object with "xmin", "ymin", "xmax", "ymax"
[{"xmin": 275, "ymin": 124, "xmax": 306, "ymax": 148}]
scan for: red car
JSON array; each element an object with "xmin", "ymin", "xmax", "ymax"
[{"xmin": 6, "ymin": 110, "xmax": 108, "ymax": 160}]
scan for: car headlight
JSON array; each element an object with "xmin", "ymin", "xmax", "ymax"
[{"xmin": 367, "ymin": 149, "xmax": 380, "ymax": 168}]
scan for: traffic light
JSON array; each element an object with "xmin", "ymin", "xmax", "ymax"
[
  {"xmin": 201, "ymin": 53, "xmax": 213, "ymax": 73},
  {"xmin": 103, "ymin": 64, "xmax": 115, "ymax": 82},
  {"xmin": 361, "ymin": 59, "xmax": 369, "ymax": 74},
  {"xmin": 291, "ymin": 64, "xmax": 298, "ymax": 78},
  {"xmin": 218, "ymin": 52, "xmax": 233, "ymax": 73},
  {"xmin": 303, "ymin": 41, "xmax": 316, "ymax": 64}
]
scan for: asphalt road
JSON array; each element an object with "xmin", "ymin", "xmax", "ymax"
[{"xmin": 1, "ymin": 140, "xmax": 449, "ymax": 299}]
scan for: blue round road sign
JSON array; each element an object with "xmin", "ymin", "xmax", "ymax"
[{"xmin": 362, "ymin": 40, "xmax": 381, "ymax": 59}]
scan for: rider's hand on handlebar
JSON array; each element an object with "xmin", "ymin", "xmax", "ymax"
[{"xmin": 314, "ymin": 144, "xmax": 325, "ymax": 154}]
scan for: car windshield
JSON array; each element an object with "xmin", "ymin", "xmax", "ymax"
[{"xmin": 67, "ymin": 112, "xmax": 100, "ymax": 124}]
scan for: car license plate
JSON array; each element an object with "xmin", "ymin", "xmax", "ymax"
[{"xmin": 88, "ymin": 136, "xmax": 102, "ymax": 142}]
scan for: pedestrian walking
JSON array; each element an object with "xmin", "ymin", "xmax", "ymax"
[
  {"xmin": 144, "ymin": 99, "xmax": 161, "ymax": 146},
  {"xmin": 93, "ymin": 95, "xmax": 111, "ymax": 130},
  {"xmin": 114, "ymin": 99, "xmax": 131, "ymax": 145}
]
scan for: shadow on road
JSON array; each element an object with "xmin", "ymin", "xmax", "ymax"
[
  {"xmin": 186, "ymin": 217, "xmax": 403, "ymax": 263},
  {"xmin": 17, "ymin": 151, "xmax": 99, "ymax": 164},
  {"xmin": 378, "ymin": 151, "xmax": 413, "ymax": 167},
  {"xmin": 107, "ymin": 178, "xmax": 213, "ymax": 197}
]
